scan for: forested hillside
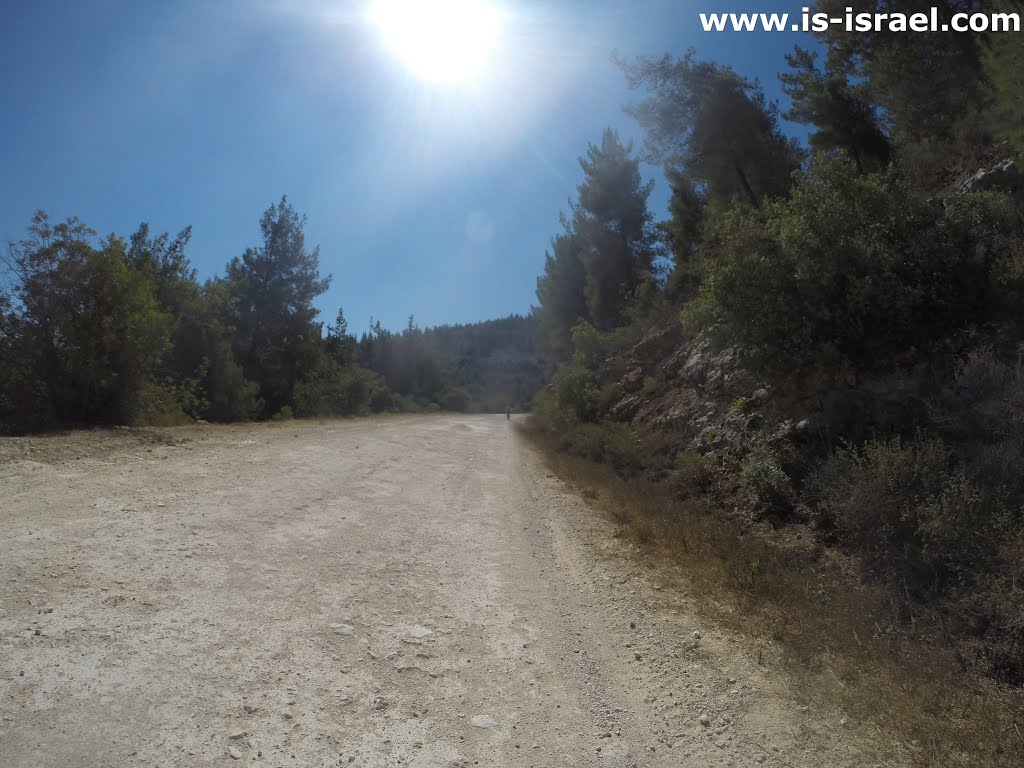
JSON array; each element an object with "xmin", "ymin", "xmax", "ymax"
[
  {"xmin": 0, "ymin": 200, "xmax": 539, "ymax": 432},
  {"xmin": 3, "ymin": 2, "xmax": 1024, "ymax": 754},
  {"xmin": 527, "ymin": 1, "xmax": 1024, "ymax": 763}
]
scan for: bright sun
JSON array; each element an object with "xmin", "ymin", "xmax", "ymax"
[{"xmin": 368, "ymin": 0, "xmax": 501, "ymax": 85}]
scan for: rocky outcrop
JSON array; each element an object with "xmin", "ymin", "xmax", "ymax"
[
  {"xmin": 604, "ymin": 325, "xmax": 769, "ymax": 457},
  {"xmin": 603, "ymin": 323, "xmax": 932, "ymax": 460},
  {"xmin": 957, "ymin": 157, "xmax": 1024, "ymax": 205}
]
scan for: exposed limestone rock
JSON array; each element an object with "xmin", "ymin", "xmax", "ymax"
[{"xmin": 957, "ymin": 157, "xmax": 1024, "ymax": 205}]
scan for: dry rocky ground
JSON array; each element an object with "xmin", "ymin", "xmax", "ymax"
[{"xmin": 0, "ymin": 416, "xmax": 900, "ymax": 767}]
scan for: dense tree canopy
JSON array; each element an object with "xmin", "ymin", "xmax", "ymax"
[
  {"xmin": 780, "ymin": 46, "xmax": 890, "ymax": 173},
  {"xmin": 534, "ymin": 130, "xmax": 658, "ymax": 365},
  {"xmin": 618, "ymin": 51, "xmax": 802, "ymax": 209},
  {"xmin": 0, "ymin": 202, "xmax": 541, "ymax": 432}
]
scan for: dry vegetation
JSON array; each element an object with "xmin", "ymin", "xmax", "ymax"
[{"xmin": 522, "ymin": 423, "xmax": 1024, "ymax": 767}]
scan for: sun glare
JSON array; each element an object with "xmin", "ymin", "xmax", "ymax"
[{"xmin": 368, "ymin": 0, "xmax": 501, "ymax": 85}]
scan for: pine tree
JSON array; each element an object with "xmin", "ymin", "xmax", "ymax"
[
  {"xmin": 661, "ymin": 169, "xmax": 707, "ymax": 302},
  {"xmin": 812, "ymin": 0, "xmax": 987, "ymax": 147},
  {"xmin": 225, "ymin": 197, "xmax": 331, "ymax": 415},
  {"xmin": 618, "ymin": 50, "xmax": 801, "ymax": 209},
  {"xmin": 780, "ymin": 46, "xmax": 891, "ymax": 173},
  {"xmin": 571, "ymin": 129, "xmax": 658, "ymax": 330},
  {"xmin": 535, "ymin": 231, "xmax": 589, "ymax": 362}
]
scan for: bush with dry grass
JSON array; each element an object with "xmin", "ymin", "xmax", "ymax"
[{"xmin": 522, "ymin": 420, "xmax": 1024, "ymax": 766}]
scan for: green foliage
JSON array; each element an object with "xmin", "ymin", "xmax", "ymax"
[
  {"xmin": 618, "ymin": 50, "xmax": 802, "ymax": 209},
  {"xmin": 535, "ymin": 131, "xmax": 658, "ymax": 365},
  {"xmin": 809, "ymin": 0, "xmax": 991, "ymax": 191},
  {"xmin": 570, "ymin": 321, "xmax": 607, "ymax": 370},
  {"xmin": 326, "ymin": 307, "xmax": 357, "ymax": 365},
  {"xmin": 1, "ymin": 212, "xmax": 174, "ymax": 428},
  {"xmin": 535, "ymin": 233, "xmax": 589, "ymax": 362},
  {"xmin": 812, "ymin": 0, "xmax": 987, "ymax": 146},
  {"xmin": 1, "ymin": 201, "xmax": 536, "ymax": 432},
  {"xmin": 537, "ymin": 415, "xmax": 677, "ymax": 479},
  {"xmin": 270, "ymin": 405, "xmax": 294, "ymax": 421},
  {"xmin": 727, "ymin": 397, "xmax": 749, "ymax": 416},
  {"xmin": 982, "ymin": 0, "xmax": 1024, "ymax": 149},
  {"xmin": 173, "ymin": 277, "xmax": 263, "ymax": 423},
  {"xmin": 440, "ymin": 387, "xmax": 471, "ymax": 412},
  {"xmin": 292, "ymin": 357, "xmax": 381, "ymax": 418},
  {"xmin": 555, "ymin": 366, "xmax": 598, "ymax": 424},
  {"xmin": 739, "ymin": 446, "xmax": 793, "ymax": 517},
  {"xmin": 572, "ymin": 130, "xmax": 659, "ymax": 330},
  {"xmin": 0, "ymin": 292, "xmax": 27, "ymax": 432},
  {"xmin": 687, "ymin": 156, "xmax": 1024, "ymax": 372},
  {"xmin": 811, "ymin": 435, "xmax": 1012, "ymax": 594},
  {"xmin": 661, "ymin": 169, "xmax": 707, "ymax": 302},
  {"xmin": 780, "ymin": 45, "xmax": 890, "ymax": 173},
  {"xmin": 130, "ymin": 377, "xmax": 198, "ymax": 427},
  {"xmin": 225, "ymin": 196, "xmax": 331, "ymax": 416},
  {"xmin": 357, "ymin": 314, "xmax": 541, "ymax": 412}
]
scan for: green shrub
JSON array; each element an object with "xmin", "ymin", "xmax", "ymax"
[
  {"xmin": 811, "ymin": 436, "xmax": 1012, "ymax": 594},
  {"xmin": 599, "ymin": 422, "xmax": 653, "ymax": 476},
  {"xmin": 271, "ymin": 405, "xmax": 294, "ymax": 421},
  {"xmin": 130, "ymin": 377, "xmax": 196, "ymax": 427},
  {"xmin": 727, "ymin": 396, "xmax": 750, "ymax": 416},
  {"xmin": 555, "ymin": 365, "xmax": 598, "ymax": 423},
  {"xmin": 738, "ymin": 446, "xmax": 793, "ymax": 518},
  {"xmin": 570, "ymin": 320, "xmax": 633, "ymax": 371},
  {"xmin": 686, "ymin": 155, "xmax": 1024, "ymax": 373},
  {"xmin": 293, "ymin": 360, "xmax": 381, "ymax": 418},
  {"xmin": 440, "ymin": 387, "xmax": 470, "ymax": 412},
  {"xmin": 559, "ymin": 422, "xmax": 608, "ymax": 461},
  {"xmin": 547, "ymin": 420, "xmax": 677, "ymax": 479},
  {"xmin": 595, "ymin": 380, "xmax": 624, "ymax": 412}
]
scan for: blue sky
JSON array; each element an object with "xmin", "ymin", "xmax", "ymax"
[{"xmin": 0, "ymin": 1, "xmax": 811, "ymax": 332}]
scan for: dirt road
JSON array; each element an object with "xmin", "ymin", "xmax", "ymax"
[{"xmin": 0, "ymin": 416, "xmax": 887, "ymax": 767}]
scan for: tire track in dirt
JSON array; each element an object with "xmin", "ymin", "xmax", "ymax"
[{"xmin": 0, "ymin": 417, "xmax": 896, "ymax": 767}]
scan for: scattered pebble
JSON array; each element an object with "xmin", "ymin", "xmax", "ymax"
[{"xmin": 471, "ymin": 714, "xmax": 496, "ymax": 729}]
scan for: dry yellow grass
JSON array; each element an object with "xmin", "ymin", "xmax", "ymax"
[{"xmin": 522, "ymin": 424, "xmax": 1024, "ymax": 767}]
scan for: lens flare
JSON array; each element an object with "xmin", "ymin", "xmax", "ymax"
[{"xmin": 368, "ymin": 0, "xmax": 501, "ymax": 84}]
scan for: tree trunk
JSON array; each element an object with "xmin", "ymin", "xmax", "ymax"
[{"xmin": 734, "ymin": 163, "xmax": 760, "ymax": 209}]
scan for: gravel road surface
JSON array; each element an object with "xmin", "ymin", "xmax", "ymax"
[{"xmin": 0, "ymin": 416, "xmax": 889, "ymax": 767}]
